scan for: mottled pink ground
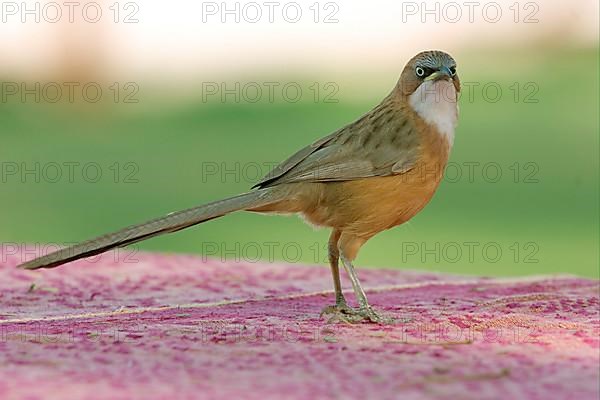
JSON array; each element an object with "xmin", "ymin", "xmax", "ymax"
[{"xmin": 0, "ymin": 248, "xmax": 598, "ymax": 400}]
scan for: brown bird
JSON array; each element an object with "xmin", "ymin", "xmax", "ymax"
[{"xmin": 19, "ymin": 50, "xmax": 460, "ymax": 323}]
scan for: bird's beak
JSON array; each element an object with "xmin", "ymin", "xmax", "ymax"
[{"xmin": 425, "ymin": 66, "xmax": 453, "ymax": 82}]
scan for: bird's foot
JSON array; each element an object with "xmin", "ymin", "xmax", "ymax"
[
  {"xmin": 351, "ymin": 305, "xmax": 395, "ymax": 324},
  {"xmin": 320, "ymin": 301, "xmax": 354, "ymax": 319},
  {"xmin": 321, "ymin": 303, "xmax": 393, "ymax": 324}
]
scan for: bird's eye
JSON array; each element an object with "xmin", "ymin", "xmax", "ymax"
[
  {"xmin": 415, "ymin": 67, "xmax": 426, "ymax": 78},
  {"xmin": 449, "ymin": 66, "xmax": 457, "ymax": 76}
]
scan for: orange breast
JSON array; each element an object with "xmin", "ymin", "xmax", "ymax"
[{"xmin": 302, "ymin": 123, "xmax": 451, "ymax": 238}]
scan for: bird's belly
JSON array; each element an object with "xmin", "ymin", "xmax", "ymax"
[
  {"xmin": 301, "ymin": 166, "xmax": 444, "ymax": 237},
  {"xmin": 296, "ymin": 125, "xmax": 452, "ymax": 237}
]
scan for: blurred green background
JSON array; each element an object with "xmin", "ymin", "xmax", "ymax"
[{"xmin": 1, "ymin": 47, "xmax": 598, "ymax": 278}]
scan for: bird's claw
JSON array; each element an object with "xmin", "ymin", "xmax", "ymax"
[
  {"xmin": 356, "ymin": 305, "xmax": 385, "ymax": 323},
  {"xmin": 321, "ymin": 303, "xmax": 393, "ymax": 324},
  {"xmin": 320, "ymin": 302, "xmax": 353, "ymax": 319}
]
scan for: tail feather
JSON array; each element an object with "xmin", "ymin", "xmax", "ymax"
[{"xmin": 18, "ymin": 189, "xmax": 284, "ymax": 270}]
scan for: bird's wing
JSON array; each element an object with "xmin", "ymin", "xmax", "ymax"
[{"xmin": 254, "ymin": 101, "xmax": 420, "ymax": 189}]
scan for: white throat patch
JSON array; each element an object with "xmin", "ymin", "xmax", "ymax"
[{"xmin": 408, "ymin": 80, "xmax": 458, "ymax": 145}]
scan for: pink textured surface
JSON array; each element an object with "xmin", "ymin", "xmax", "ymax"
[{"xmin": 0, "ymin": 248, "xmax": 598, "ymax": 400}]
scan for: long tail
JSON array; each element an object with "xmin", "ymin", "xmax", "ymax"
[{"xmin": 18, "ymin": 188, "xmax": 286, "ymax": 270}]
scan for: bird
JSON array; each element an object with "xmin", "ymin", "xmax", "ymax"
[{"xmin": 18, "ymin": 50, "xmax": 461, "ymax": 323}]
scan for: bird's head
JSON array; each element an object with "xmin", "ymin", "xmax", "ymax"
[
  {"xmin": 397, "ymin": 50, "xmax": 461, "ymax": 142},
  {"xmin": 397, "ymin": 50, "xmax": 460, "ymax": 98}
]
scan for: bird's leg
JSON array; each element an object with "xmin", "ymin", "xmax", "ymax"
[
  {"xmin": 336, "ymin": 233, "xmax": 392, "ymax": 324},
  {"xmin": 338, "ymin": 254, "xmax": 384, "ymax": 323},
  {"xmin": 320, "ymin": 230, "xmax": 353, "ymax": 318},
  {"xmin": 328, "ymin": 230, "xmax": 347, "ymax": 307},
  {"xmin": 320, "ymin": 233, "xmax": 392, "ymax": 324}
]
